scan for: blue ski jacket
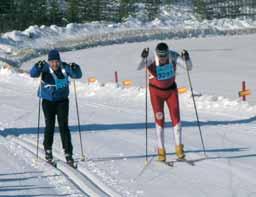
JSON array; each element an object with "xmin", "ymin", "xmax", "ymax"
[{"xmin": 30, "ymin": 62, "xmax": 82, "ymax": 101}]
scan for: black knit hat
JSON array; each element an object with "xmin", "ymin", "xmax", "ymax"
[
  {"xmin": 48, "ymin": 49, "xmax": 60, "ymax": 61},
  {"xmin": 155, "ymin": 42, "xmax": 169, "ymax": 57}
]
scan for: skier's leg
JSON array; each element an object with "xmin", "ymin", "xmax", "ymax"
[
  {"xmin": 166, "ymin": 89, "xmax": 185, "ymax": 159},
  {"xmin": 149, "ymin": 87, "xmax": 166, "ymax": 161},
  {"xmin": 56, "ymin": 99, "xmax": 73, "ymax": 162},
  {"xmin": 42, "ymin": 99, "xmax": 56, "ymax": 160}
]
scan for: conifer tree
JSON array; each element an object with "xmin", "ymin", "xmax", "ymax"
[
  {"xmin": 48, "ymin": 0, "xmax": 64, "ymax": 25},
  {"xmin": 67, "ymin": 0, "xmax": 80, "ymax": 23}
]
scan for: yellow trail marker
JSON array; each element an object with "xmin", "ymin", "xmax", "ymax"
[{"xmin": 178, "ymin": 87, "xmax": 188, "ymax": 94}]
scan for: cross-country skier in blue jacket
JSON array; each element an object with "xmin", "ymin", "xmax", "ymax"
[{"xmin": 30, "ymin": 49, "xmax": 82, "ymax": 167}]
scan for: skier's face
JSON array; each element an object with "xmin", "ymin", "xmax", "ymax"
[
  {"xmin": 49, "ymin": 60, "xmax": 60, "ymax": 71},
  {"xmin": 158, "ymin": 56, "xmax": 168, "ymax": 65}
]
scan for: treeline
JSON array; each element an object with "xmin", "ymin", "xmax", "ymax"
[
  {"xmin": 0, "ymin": 0, "xmax": 256, "ymax": 33},
  {"xmin": 0, "ymin": 0, "xmax": 166, "ymax": 33}
]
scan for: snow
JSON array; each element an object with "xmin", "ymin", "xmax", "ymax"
[
  {"xmin": 0, "ymin": 135, "xmax": 83, "ymax": 197},
  {"xmin": 0, "ymin": 32, "xmax": 256, "ymax": 196},
  {"xmin": 21, "ymin": 33, "xmax": 256, "ymax": 105},
  {"xmin": 1, "ymin": 3, "xmax": 256, "ymax": 196}
]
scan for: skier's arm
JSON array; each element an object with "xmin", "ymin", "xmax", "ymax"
[
  {"xmin": 176, "ymin": 50, "xmax": 193, "ymax": 71},
  {"xmin": 30, "ymin": 60, "xmax": 47, "ymax": 77},
  {"xmin": 137, "ymin": 48, "xmax": 154, "ymax": 70},
  {"xmin": 64, "ymin": 62, "xmax": 82, "ymax": 79}
]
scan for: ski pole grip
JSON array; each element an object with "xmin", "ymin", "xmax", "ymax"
[
  {"xmin": 141, "ymin": 48, "xmax": 149, "ymax": 58},
  {"xmin": 181, "ymin": 49, "xmax": 189, "ymax": 61}
]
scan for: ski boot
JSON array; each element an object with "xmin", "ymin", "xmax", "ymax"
[
  {"xmin": 65, "ymin": 154, "xmax": 77, "ymax": 169},
  {"xmin": 45, "ymin": 149, "xmax": 57, "ymax": 167},
  {"xmin": 175, "ymin": 144, "xmax": 185, "ymax": 160},
  {"xmin": 45, "ymin": 149, "xmax": 53, "ymax": 161},
  {"xmin": 157, "ymin": 148, "xmax": 166, "ymax": 162}
]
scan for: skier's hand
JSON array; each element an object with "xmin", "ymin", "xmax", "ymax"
[
  {"xmin": 141, "ymin": 48, "xmax": 149, "ymax": 58},
  {"xmin": 181, "ymin": 49, "xmax": 189, "ymax": 61},
  {"xmin": 69, "ymin": 63, "xmax": 78, "ymax": 70},
  {"xmin": 35, "ymin": 60, "xmax": 46, "ymax": 70}
]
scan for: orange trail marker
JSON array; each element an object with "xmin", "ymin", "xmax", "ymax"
[
  {"xmin": 239, "ymin": 81, "xmax": 250, "ymax": 101},
  {"xmin": 122, "ymin": 80, "xmax": 133, "ymax": 87},
  {"xmin": 88, "ymin": 77, "xmax": 97, "ymax": 84}
]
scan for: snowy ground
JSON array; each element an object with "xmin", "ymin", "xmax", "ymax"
[
  {"xmin": 1, "ymin": 4, "xmax": 256, "ymax": 67},
  {"xmin": 0, "ymin": 33, "xmax": 256, "ymax": 196},
  {"xmin": 22, "ymin": 33, "xmax": 256, "ymax": 104}
]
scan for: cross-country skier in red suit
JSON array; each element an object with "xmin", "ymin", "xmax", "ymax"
[{"xmin": 137, "ymin": 42, "xmax": 193, "ymax": 161}]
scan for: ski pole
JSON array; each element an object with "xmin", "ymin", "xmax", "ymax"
[
  {"xmin": 145, "ymin": 55, "xmax": 149, "ymax": 163},
  {"xmin": 73, "ymin": 80, "xmax": 86, "ymax": 161},
  {"xmin": 184, "ymin": 58, "xmax": 207, "ymax": 157},
  {"xmin": 36, "ymin": 75, "xmax": 42, "ymax": 160}
]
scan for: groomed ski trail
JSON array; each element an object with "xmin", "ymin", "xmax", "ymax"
[{"xmin": 9, "ymin": 136, "xmax": 121, "ymax": 197}]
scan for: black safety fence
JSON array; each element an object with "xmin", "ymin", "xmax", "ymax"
[{"xmin": 194, "ymin": 0, "xmax": 256, "ymax": 19}]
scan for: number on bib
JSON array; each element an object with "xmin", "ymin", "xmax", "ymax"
[{"xmin": 156, "ymin": 64, "xmax": 174, "ymax": 80}]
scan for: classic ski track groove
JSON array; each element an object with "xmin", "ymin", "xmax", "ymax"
[{"xmin": 11, "ymin": 136, "xmax": 121, "ymax": 197}]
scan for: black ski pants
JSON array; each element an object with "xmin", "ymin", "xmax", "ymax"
[{"xmin": 42, "ymin": 99, "xmax": 73, "ymax": 155}]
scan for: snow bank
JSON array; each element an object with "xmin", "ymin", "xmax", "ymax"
[
  {"xmin": 73, "ymin": 80, "xmax": 256, "ymax": 118},
  {"xmin": 1, "ymin": 64, "xmax": 255, "ymax": 118},
  {"xmin": 0, "ymin": 122, "xmax": 4, "ymax": 131},
  {"xmin": 1, "ymin": 5, "xmax": 256, "ymax": 67}
]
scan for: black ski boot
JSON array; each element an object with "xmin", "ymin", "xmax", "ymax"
[
  {"xmin": 65, "ymin": 154, "xmax": 77, "ymax": 169},
  {"xmin": 45, "ymin": 149, "xmax": 53, "ymax": 161},
  {"xmin": 45, "ymin": 149, "xmax": 57, "ymax": 167}
]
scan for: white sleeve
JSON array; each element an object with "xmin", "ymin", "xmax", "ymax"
[
  {"xmin": 137, "ymin": 50, "xmax": 154, "ymax": 70},
  {"xmin": 176, "ymin": 56, "xmax": 193, "ymax": 71}
]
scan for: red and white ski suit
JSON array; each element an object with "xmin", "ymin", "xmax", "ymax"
[
  {"xmin": 138, "ymin": 50, "xmax": 192, "ymax": 149},
  {"xmin": 148, "ymin": 60, "xmax": 180, "ymax": 128}
]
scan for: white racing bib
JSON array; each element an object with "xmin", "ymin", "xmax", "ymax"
[{"xmin": 156, "ymin": 63, "xmax": 174, "ymax": 80}]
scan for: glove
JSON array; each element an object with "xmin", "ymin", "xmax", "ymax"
[
  {"xmin": 35, "ymin": 60, "xmax": 46, "ymax": 70},
  {"xmin": 141, "ymin": 48, "xmax": 149, "ymax": 58},
  {"xmin": 181, "ymin": 49, "xmax": 189, "ymax": 61},
  {"xmin": 69, "ymin": 63, "xmax": 78, "ymax": 70}
]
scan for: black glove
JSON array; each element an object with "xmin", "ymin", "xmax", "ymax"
[
  {"xmin": 141, "ymin": 48, "xmax": 149, "ymax": 58},
  {"xmin": 181, "ymin": 49, "xmax": 189, "ymax": 61},
  {"xmin": 35, "ymin": 60, "xmax": 46, "ymax": 70},
  {"xmin": 69, "ymin": 63, "xmax": 78, "ymax": 70}
]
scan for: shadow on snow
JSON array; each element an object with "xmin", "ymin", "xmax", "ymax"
[{"xmin": 1, "ymin": 115, "xmax": 256, "ymax": 136}]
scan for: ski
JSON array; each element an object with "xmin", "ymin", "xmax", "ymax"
[
  {"xmin": 157, "ymin": 158, "xmax": 195, "ymax": 167},
  {"xmin": 172, "ymin": 158, "xmax": 195, "ymax": 166},
  {"xmin": 157, "ymin": 160, "xmax": 174, "ymax": 167},
  {"xmin": 46, "ymin": 159, "xmax": 57, "ymax": 168},
  {"xmin": 46, "ymin": 160, "xmax": 78, "ymax": 169},
  {"xmin": 67, "ymin": 161, "xmax": 78, "ymax": 169}
]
